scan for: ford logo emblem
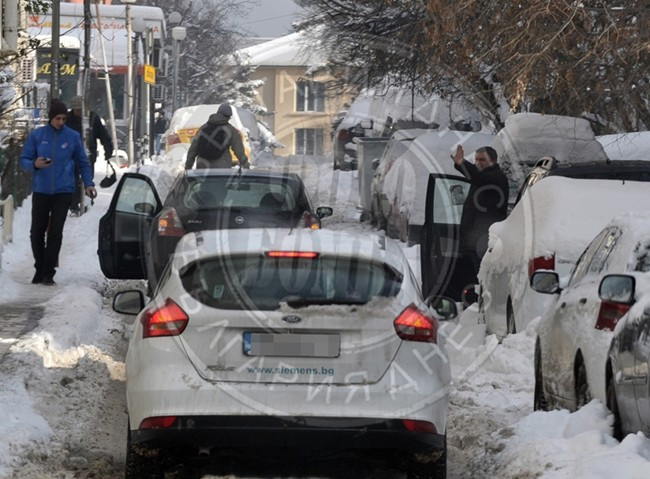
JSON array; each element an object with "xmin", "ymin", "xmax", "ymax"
[
  {"xmin": 235, "ymin": 216, "xmax": 245, "ymax": 225},
  {"xmin": 282, "ymin": 315, "xmax": 302, "ymax": 324}
]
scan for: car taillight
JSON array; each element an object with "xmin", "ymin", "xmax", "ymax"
[
  {"xmin": 595, "ymin": 300, "xmax": 630, "ymax": 331},
  {"xmin": 301, "ymin": 211, "xmax": 321, "ymax": 230},
  {"xmin": 528, "ymin": 255, "xmax": 555, "ymax": 277},
  {"xmin": 402, "ymin": 419, "xmax": 437, "ymax": 434},
  {"xmin": 166, "ymin": 133, "xmax": 180, "ymax": 146},
  {"xmin": 394, "ymin": 304, "xmax": 437, "ymax": 343},
  {"xmin": 141, "ymin": 298, "xmax": 189, "ymax": 338},
  {"xmin": 157, "ymin": 207, "xmax": 185, "ymax": 237},
  {"xmin": 139, "ymin": 416, "xmax": 177, "ymax": 429}
]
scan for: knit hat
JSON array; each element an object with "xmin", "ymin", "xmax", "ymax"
[
  {"xmin": 48, "ymin": 99, "xmax": 68, "ymax": 120},
  {"xmin": 71, "ymin": 95, "xmax": 84, "ymax": 111},
  {"xmin": 217, "ymin": 103, "xmax": 232, "ymax": 117}
]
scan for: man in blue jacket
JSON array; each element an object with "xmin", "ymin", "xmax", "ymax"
[{"xmin": 19, "ymin": 99, "xmax": 97, "ymax": 285}]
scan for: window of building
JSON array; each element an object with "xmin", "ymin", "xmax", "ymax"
[
  {"xmin": 295, "ymin": 129, "xmax": 324, "ymax": 156},
  {"xmin": 296, "ymin": 80, "xmax": 325, "ymax": 112}
]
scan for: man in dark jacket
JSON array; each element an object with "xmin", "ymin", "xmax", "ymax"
[
  {"xmin": 453, "ymin": 145, "xmax": 509, "ymax": 280},
  {"xmin": 19, "ymin": 99, "xmax": 96, "ymax": 285},
  {"xmin": 67, "ymin": 95, "xmax": 114, "ymax": 177},
  {"xmin": 184, "ymin": 103, "xmax": 249, "ymax": 169}
]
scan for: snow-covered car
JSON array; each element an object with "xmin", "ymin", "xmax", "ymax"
[
  {"xmin": 490, "ymin": 112, "xmax": 608, "ymax": 204},
  {"xmin": 371, "ymin": 129, "xmax": 434, "ymax": 229},
  {"xmin": 479, "ymin": 177, "xmax": 650, "ymax": 338},
  {"xmin": 606, "ymin": 256, "xmax": 650, "ymax": 438},
  {"xmin": 97, "ymin": 170, "xmax": 333, "ymax": 291},
  {"xmin": 113, "ymin": 228, "xmax": 455, "ymax": 478},
  {"xmin": 531, "ymin": 214, "xmax": 650, "ymax": 415},
  {"xmin": 382, "ymin": 129, "xmax": 495, "ymax": 245},
  {"xmin": 163, "ymin": 104, "xmax": 260, "ymax": 164}
]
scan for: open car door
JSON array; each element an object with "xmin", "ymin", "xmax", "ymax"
[
  {"xmin": 98, "ymin": 173, "xmax": 163, "ymax": 279},
  {"xmin": 420, "ymin": 173, "xmax": 472, "ymax": 301}
]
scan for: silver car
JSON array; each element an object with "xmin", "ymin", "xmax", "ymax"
[{"xmin": 114, "ymin": 228, "xmax": 454, "ymax": 478}]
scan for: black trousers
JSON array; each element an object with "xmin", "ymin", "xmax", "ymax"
[{"xmin": 30, "ymin": 193, "xmax": 73, "ymax": 278}]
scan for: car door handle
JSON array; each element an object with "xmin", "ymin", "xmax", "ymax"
[{"xmin": 579, "ymin": 298, "xmax": 587, "ymax": 304}]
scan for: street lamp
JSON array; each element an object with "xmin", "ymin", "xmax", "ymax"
[
  {"xmin": 170, "ymin": 14, "xmax": 186, "ymax": 114},
  {"xmin": 122, "ymin": 0, "xmax": 136, "ymax": 164}
]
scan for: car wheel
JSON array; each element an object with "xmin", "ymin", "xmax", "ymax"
[
  {"xmin": 125, "ymin": 426, "xmax": 164, "ymax": 479},
  {"xmin": 575, "ymin": 358, "xmax": 592, "ymax": 409},
  {"xmin": 534, "ymin": 340, "xmax": 548, "ymax": 411},
  {"xmin": 407, "ymin": 439, "xmax": 446, "ymax": 479},
  {"xmin": 506, "ymin": 299, "xmax": 517, "ymax": 335},
  {"xmin": 606, "ymin": 374, "xmax": 623, "ymax": 441}
]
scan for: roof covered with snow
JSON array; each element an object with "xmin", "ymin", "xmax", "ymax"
[{"xmin": 235, "ymin": 31, "xmax": 327, "ymax": 67}]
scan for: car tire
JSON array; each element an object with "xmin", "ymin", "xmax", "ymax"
[
  {"xmin": 606, "ymin": 374, "xmax": 623, "ymax": 441},
  {"xmin": 125, "ymin": 426, "xmax": 164, "ymax": 479},
  {"xmin": 534, "ymin": 340, "xmax": 548, "ymax": 411},
  {"xmin": 575, "ymin": 357, "xmax": 592, "ymax": 409},
  {"xmin": 407, "ymin": 439, "xmax": 446, "ymax": 479},
  {"xmin": 506, "ymin": 299, "xmax": 517, "ymax": 335}
]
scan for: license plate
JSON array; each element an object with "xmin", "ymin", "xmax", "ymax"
[{"xmin": 243, "ymin": 332, "xmax": 340, "ymax": 358}]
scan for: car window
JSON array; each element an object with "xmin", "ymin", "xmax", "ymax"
[
  {"xmin": 568, "ymin": 228, "xmax": 611, "ymax": 286},
  {"xmin": 432, "ymin": 177, "xmax": 470, "ymax": 224},
  {"xmin": 587, "ymin": 228, "xmax": 621, "ymax": 274},
  {"xmin": 115, "ymin": 176, "xmax": 158, "ymax": 216},
  {"xmin": 181, "ymin": 177, "xmax": 298, "ymax": 211},
  {"xmin": 180, "ymin": 255, "xmax": 403, "ymax": 311}
]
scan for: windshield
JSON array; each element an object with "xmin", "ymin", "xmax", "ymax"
[{"xmin": 180, "ymin": 254, "xmax": 403, "ymax": 310}]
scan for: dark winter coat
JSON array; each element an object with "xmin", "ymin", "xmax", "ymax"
[
  {"xmin": 19, "ymin": 123, "xmax": 94, "ymax": 194},
  {"xmin": 66, "ymin": 110, "xmax": 114, "ymax": 163},
  {"xmin": 185, "ymin": 112, "xmax": 249, "ymax": 169},
  {"xmin": 454, "ymin": 160, "xmax": 509, "ymax": 257}
]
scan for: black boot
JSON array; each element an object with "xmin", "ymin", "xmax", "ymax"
[{"xmin": 31, "ymin": 271, "xmax": 43, "ymax": 284}]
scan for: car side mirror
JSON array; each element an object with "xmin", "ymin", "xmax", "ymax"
[
  {"xmin": 426, "ymin": 295, "xmax": 458, "ymax": 320},
  {"xmin": 316, "ymin": 206, "xmax": 333, "ymax": 219},
  {"xmin": 530, "ymin": 271, "xmax": 561, "ymax": 294},
  {"xmin": 599, "ymin": 274, "xmax": 635, "ymax": 304},
  {"xmin": 113, "ymin": 290, "xmax": 146, "ymax": 315},
  {"xmin": 134, "ymin": 202, "xmax": 156, "ymax": 216}
]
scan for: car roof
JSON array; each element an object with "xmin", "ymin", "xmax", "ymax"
[
  {"xmin": 543, "ymin": 159, "xmax": 650, "ymax": 176},
  {"xmin": 171, "ymin": 228, "xmax": 406, "ymax": 271}
]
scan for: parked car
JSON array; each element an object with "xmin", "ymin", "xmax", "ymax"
[
  {"xmin": 382, "ymin": 129, "xmax": 495, "ymax": 245},
  {"xmin": 371, "ymin": 129, "xmax": 435, "ymax": 229},
  {"xmin": 98, "ymin": 170, "xmax": 333, "ymax": 291},
  {"xmin": 531, "ymin": 214, "xmax": 650, "ymax": 417},
  {"xmin": 607, "ymin": 268, "xmax": 650, "ymax": 438},
  {"xmin": 163, "ymin": 104, "xmax": 259, "ymax": 164},
  {"xmin": 515, "ymin": 157, "xmax": 650, "ymax": 205},
  {"xmin": 113, "ymin": 228, "xmax": 455, "ymax": 478},
  {"xmin": 479, "ymin": 177, "xmax": 650, "ymax": 338}
]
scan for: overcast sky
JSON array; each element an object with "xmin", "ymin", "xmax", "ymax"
[{"xmin": 240, "ymin": 0, "xmax": 306, "ymax": 38}]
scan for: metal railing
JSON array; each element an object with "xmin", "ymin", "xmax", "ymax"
[{"xmin": 0, "ymin": 195, "xmax": 14, "ymax": 244}]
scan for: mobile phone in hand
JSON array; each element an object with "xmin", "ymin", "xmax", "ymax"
[{"xmin": 43, "ymin": 158, "xmax": 52, "ymax": 164}]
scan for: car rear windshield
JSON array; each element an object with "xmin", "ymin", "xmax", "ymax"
[
  {"xmin": 177, "ymin": 176, "xmax": 301, "ymax": 211},
  {"xmin": 179, "ymin": 254, "xmax": 403, "ymax": 310}
]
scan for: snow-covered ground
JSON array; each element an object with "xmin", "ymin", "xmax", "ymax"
[{"xmin": 0, "ymin": 153, "xmax": 649, "ymax": 478}]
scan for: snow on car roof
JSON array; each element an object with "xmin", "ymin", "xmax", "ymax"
[
  {"xmin": 489, "ymin": 176, "xmax": 650, "ymax": 262},
  {"xmin": 172, "ymin": 229, "xmax": 407, "ymax": 271},
  {"xmin": 597, "ymin": 132, "xmax": 650, "ymax": 161}
]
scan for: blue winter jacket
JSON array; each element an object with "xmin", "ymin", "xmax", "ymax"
[{"xmin": 19, "ymin": 123, "xmax": 94, "ymax": 194}]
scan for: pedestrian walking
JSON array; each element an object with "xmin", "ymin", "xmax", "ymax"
[
  {"xmin": 452, "ymin": 145, "xmax": 509, "ymax": 281},
  {"xmin": 154, "ymin": 112, "xmax": 168, "ymax": 156},
  {"xmin": 184, "ymin": 103, "xmax": 249, "ymax": 169},
  {"xmin": 19, "ymin": 99, "xmax": 96, "ymax": 285}
]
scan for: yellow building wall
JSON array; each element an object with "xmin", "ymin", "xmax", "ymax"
[{"xmin": 251, "ymin": 66, "xmax": 352, "ymax": 157}]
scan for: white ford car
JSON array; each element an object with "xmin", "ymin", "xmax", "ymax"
[{"xmin": 114, "ymin": 228, "xmax": 454, "ymax": 478}]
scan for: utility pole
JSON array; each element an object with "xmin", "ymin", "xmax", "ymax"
[{"xmin": 50, "ymin": 0, "xmax": 61, "ymax": 100}]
